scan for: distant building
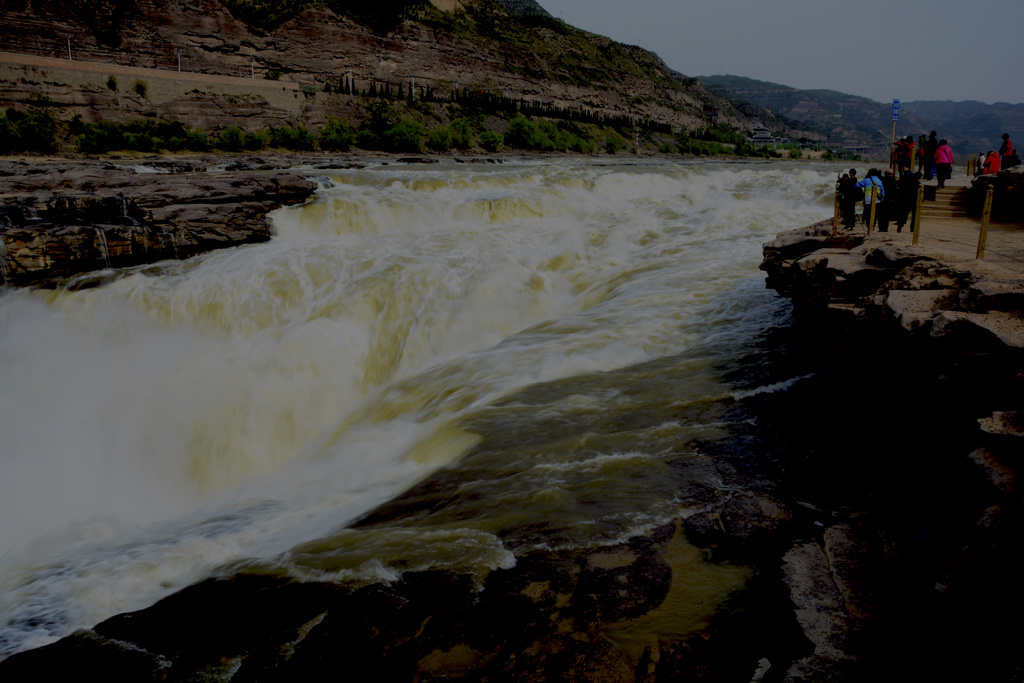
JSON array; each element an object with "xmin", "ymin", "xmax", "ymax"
[{"xmin": 748, "ymin": 124, "xmax": 789, "ymax": 146}]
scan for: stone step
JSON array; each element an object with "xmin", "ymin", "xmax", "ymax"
[{"xmin": 920, "ymin": 187, "xmax": 970, "ymax": 218}]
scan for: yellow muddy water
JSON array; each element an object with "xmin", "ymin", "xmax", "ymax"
[{"xmin": 0, "ymin": 158, "xmax": 837, "ymax": 658}]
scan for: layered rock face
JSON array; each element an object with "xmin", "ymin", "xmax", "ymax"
[
  {"xmin": 0, "ymin": 160, "xmax": 317, "ymax": 286},
  {"xmin": 0, "ymin": 0, "xmax": 712, "ymax": 131}
]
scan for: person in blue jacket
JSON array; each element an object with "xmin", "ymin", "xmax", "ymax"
[{"xmin": 855, "ymin": 168, "xmax": 885, "ymax": 229}]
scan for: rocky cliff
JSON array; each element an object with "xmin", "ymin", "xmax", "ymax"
[
  {"xmin": 0, "ymin": 157, "xmax": 316, "ymax": 286},
  {"xmin": 0, "ymin": 0, "xmax": 730, "ymax": 134},
  {"xmin": 753, "ymin": 220, "xmax": 1024, "ymax": 680}
]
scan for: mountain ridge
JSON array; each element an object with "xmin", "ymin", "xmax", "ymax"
[{"xmin": 699, "ymin": 74, "xmax": 1024, "ymax": 158}]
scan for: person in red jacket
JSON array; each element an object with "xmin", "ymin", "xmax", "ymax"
[
  {"xmin": 983, "ymin": 150, "xmax": 1001, "ymax": 174},
  {"xmin": 934, "ymin": 139, "xmax": 954, "ymax": 188},
  {"xmin": 1000, "ymin": 133, "xmax": 1014, "ymax": 169},
  {"xmin": 893, "ymin": 135, "xmax": 915, "ymax": 171}
]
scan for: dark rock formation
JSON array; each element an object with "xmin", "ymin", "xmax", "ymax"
[
  {"xmin": 971, "ymin": 169, "xmax": 1024, "ymax": 222},
  {"xmin": 0, "ymin": 159, "xmax": 317, "ymax": 287},
  {"xmin": 0, "ymin": 526, "xmax": 687, "ymax": 681},
  {"xmin": 757, "ymin": 219, "xmax": 1024, "ymax": 681}
]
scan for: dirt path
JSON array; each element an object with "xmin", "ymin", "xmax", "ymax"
[
  {"xmin": 0, "ymin": 50, "xmax": 299, "ymax": 90},
  {"xmin": 0, "ymin": 50, "xmax": 304, "ymax": 113}
]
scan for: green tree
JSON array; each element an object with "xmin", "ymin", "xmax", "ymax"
[
  {"xmin": 270, "ymin": 125, "xmax": 317, "ymax": 151},
  {"xmin": 243, "ymin": 129, "xmax": 270, "ymax": 151},
  {"xmin": 479, "ymin": 130, "xmax": 502, "ymax": 153},
  {"xmin": 450, "ymin": 118, "xmax": 474, "ymax": 149},
  {"xmin": 427, "ymin": 125, "xmax": 453, "ymax": 152},
  {"xmin": 320, "ymin": 116, "xmax": 355, "ymax": 152},
  {"xmin": 355, "ymin": 130, "xmax": 382, "ymax": 150},
  {"xmin": 384, "ymin": 119, "xmax": 425, "ymax": 153},
  {"xmin": 218, "ymin": 126, "xmax": 245, "ymax": 152},
  {"xmin": 505, "ymin": 117, "xmax": 538, "ymax": 149}
]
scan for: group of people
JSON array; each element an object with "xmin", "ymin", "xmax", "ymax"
[
  {"xmin": 837, "ymin": 131, "xmax": 1016, "ymax": 232},
  {"xmin": 978, "ymin": 134, "xmax": 1018, "ymax": 175},
  {"xmin": 898, "ymin": 132, "xmax": 957, "ymax": 187},
  {"xmin": 836, "ymin": 167, "xmax": 919, "ymax": 232}
]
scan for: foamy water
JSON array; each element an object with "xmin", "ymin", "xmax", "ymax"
[{"xmin": 0, "ymin": 158, "xmax": 836, "ymax": 658}]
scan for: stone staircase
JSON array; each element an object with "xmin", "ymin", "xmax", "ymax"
[{"xmin": 920, "ymin": 186, "xmax": 970, "ymax": 219}]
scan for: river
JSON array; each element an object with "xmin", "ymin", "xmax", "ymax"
[{"xmin": 0, "ymin": 157, "xmax": 836, "ymax": 660}]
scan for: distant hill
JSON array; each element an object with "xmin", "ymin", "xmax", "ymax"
[
  {"xmin": 900, "ymin": 100, "xmax": 1024, "ymax": 155},
  {"xmin": 698, "ymin": 74, "xmax": 1024, "ymax": 158}
]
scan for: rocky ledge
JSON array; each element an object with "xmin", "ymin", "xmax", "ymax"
[
  {"xmin": 0, "ymin": 158, "xmax": 317, "ymax": 287},
  {"xmin": 757, "ymin": 220, "xmax": 1024, "ymax": 680},
  {"xmin": 761, "ymin": 219, "xmax": 1024, "ymax": 353}
]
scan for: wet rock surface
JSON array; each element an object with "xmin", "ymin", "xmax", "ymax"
[{"xmin": 0, "ymin": 158, "xmax": 316, "ymax": 287}]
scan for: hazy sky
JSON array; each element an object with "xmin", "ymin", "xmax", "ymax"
[{"xmin": 539, "ymin": 0, "xmax": 1024, "ymax": 105}]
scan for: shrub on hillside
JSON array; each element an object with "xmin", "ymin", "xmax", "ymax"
[
  {"xmin": 355, "ymin": 130, "xmax": 382, "ymax": 150},
  {"xmin": 270, "ymin": 125, "xmax": 317, "ymax": 151},
  {"xmin": 427, "ymin": 125, "xmax": 453, "ymax": 152},
  {"xmin": 450, "ymin": 118, "xmax": 474, "ymax": 149},
  {"xmin": 243, "ymin": 129, "xmax": 270, "ymax": 151},
  {"xmin": 0, "ymin": 110, "xmax": 58, "ymax": 153},
  {"xmin": 479, "ymin": 130, "xmax": 502, "ymax": 153},
  {"xmin": 384, "ymin": 119, "xmax": 425, "ymax": 153},
  {"xmin": 319, "ymin": 116, "xmax": 355, "ymax": 152},
  {"xmin": 218, "ymin": 126, "xmax": 245, "ymax": 152},
  {"xmin": 505, "ymin": 117, "xmax": 538, "ymax": 150}
]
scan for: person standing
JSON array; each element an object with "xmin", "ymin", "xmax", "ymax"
[
  {"xmin": 934, "ymin": 140, "xmax": 954, "ymax": 188},
  {"xmin": 923, "ymin": 131, "xmax": 938, "ymax": 180},
  {"xmin": 1000, "ymin": 133, "xmax": 1015, "ymax": 169},
  {"xmin": 875, "ymin": 171, "xmax": 897, "ymax": 232},
  {"xmin": 893, "ymin": 135, "xmax": 914, "ymax": 171},
  {"xmin": 837, "ymin": 171, "xmax": 859, "ymax": 230},
  {"xmin": 895, "ymin": 169, "xmax": 921, "ymax": 232},
  {"xmin": 856, "ymin": 168, "xmax": 884, "ymax": 228}
]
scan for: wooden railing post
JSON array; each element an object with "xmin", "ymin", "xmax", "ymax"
[
  {"xmin": 912, "ymin": 185, "xmax": 924, "ymax": 245},
  {"xmin": 867, "ymin": 186, "xmax": 878, "ymax": 235},
  {"xmin": 977, "ymin": 186, "xmax": 994, "ymax": 260},
  {"xmin": 833, "ymin": 185, "xmax": 840, "ymax": 236}
]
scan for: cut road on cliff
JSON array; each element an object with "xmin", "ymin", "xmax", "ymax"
[{"xmin": 0, "ymin": 50, "xmax": 305, "ymax": 113}]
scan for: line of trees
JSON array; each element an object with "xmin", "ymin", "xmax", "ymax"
[
  {"xmin": 325, "ymin": 79, "xmax": 673, "ymax": 135},
  {"xmin": 3, "ymin": 95, "xmax": 790, "ymax": 160}
]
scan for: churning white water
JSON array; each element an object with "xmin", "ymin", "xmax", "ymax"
[{"xmin": 0, "ymin": 158, "xmax": 835, "ymax": 658}]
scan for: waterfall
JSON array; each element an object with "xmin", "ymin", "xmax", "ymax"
[
  {"xmin": 0, "ymin": 158, "xmax": 839, "ymax": 659},
  {"xmin": 93, "ymin": 228, "xmax": 111, "ymax": 269}
]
